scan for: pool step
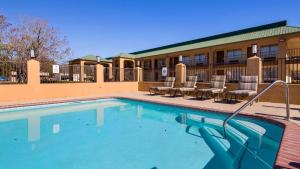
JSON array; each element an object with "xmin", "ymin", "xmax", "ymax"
[
  {"xmin": 199, "ymin": 126, "xmax": 249, "ymax": 169},
  {"xmin": 228, "ymin": 120, "xmax": 277, "ymax": 148},
  {"xmin": 183, "ymin": 114, "xmax": 249, "ymax": 168}
]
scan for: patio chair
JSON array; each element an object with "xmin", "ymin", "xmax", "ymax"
[
  {"xmin": 149, "ymin": 77, "xmax": 176, "ymax": 95},
  {"xmin": 170, "ymin": 76, "xmax": 198, "ymax": 97},
  {"xmin": 227, "ymin": 76, "xmax": 258, "ymax": 103},
  {"xmin": 196, "ymin": 75, "xmax": 226, "ymax": 101}
]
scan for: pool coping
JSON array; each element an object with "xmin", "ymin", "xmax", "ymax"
[{"xmin": 0, "ymin": 96, "xmax": 299, "ymax": 169}]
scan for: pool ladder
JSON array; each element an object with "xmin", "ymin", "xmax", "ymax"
[{"xmin": 223, "ymin": 80, "xmax": 290, "ymax": 138}]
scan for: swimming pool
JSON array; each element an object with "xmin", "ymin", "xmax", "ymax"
[{"xmin": 0, "ymin": 98, "xmax": 283, "ymax": 169}]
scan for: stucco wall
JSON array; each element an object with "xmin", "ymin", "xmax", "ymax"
[
  {"xmin": 0, "ymin": 82, "xmax": 138, "ymax": 102},
  {"xmin": 138, "ymin": 82, "xmax": 300, "ymax": 105}
]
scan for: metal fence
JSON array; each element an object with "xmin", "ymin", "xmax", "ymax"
[
  {"xmin": 142, "ymin": 68, "xmax": 164, "ymax": 82},
  {"xmin": 284, "ymin": 57, "xmax": 300, "ymax": 84},
  {"xmin": 186, "ymin": 65, "xmax": 209, "ymax": 82},
  {"xmin": 0, "ymin": 61, "xmax": 27, "ymax": 84},
  {"xmin": 104, "ymin": 67, "xmax": 136, "ymax": 82},
  {"xmin": 143, "ymin": 69, "xmax": 154, "ymax": 82},
  {"xmin": 262, "ymin": 58, "xmax": 278, "ymax": 83},
  {"xmin": 212, "ymin": 62, "xmax": 247, "ymax": 83},
  {"xmin": 40, "ymin": 63, "xmax": 96, "ymax": 83},
  {"xmin": 260, "ymin": 49, "xmax": 300, "ymax": 84}
]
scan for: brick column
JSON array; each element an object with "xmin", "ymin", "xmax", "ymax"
[
  {"xmin": 27, "ymin": 59, "xmax": 40, "ymax": 86},
  {"xmin": 278, "ymin": 39, "xmax": 287, "ymax": 81},
  {"xmin": 96, "ymin": 64, "xmax": 104, "ymax": 83},
  {"xmin": 135, "ymin": 67, "xmax": 143, "ymax": 82},
  {"xmin": 80, "ymin": 60, "xmax": 85, "ymax": 82},
  {"xmin": 119, "ymin": 58, "xmax": 124, "ymax": 81},
  {"xmin": 175, "ymin": 63, "xmax": 186, "ymax": 86},
  {"xmin": 246, "ymin": 55, "xmax": 262, "ymax": 83},
  {"xmin": 108, "ymin": 63, "xmax": 113, "ymax": 80}
]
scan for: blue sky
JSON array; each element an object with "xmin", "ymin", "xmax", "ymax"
[{"xmin": 1, "ymin": 0, "xmax": 300, "ymax": 59}]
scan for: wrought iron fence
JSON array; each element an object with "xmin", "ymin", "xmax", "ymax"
[
  {"xmin": 143, "ymin": 69, "xmax": 154, "ymax": 82},
  {"xmin": 40, "ymin": 63, "xmax": 96, "ymax": 83},
  {"xmin": 186, "ymin": 65, "xmax": 209, "ymax": 82},
  {"xmin": 286, "ymin": 49, "xmax": 300, "ymax": 83},
  {"xmin": 212, "ymin": 62, "xmax": 246, "ymax": 83},
  {"xmin": 142, "ymin": 68, "xmax": 165, "ymax": 82},
  {"xmin": 0, "ymin": 61, "xmax": 27, "ymax": 84},
  {"xmin": 104, "ymin": 67, "xmax": 136, "ymax": 82},
  {"xmin": 285, "ymin": 57, "xmax": 300, "ymax": 84},
  {"xmin": 262, "ymin": 58, "xmax": 278, "ymax": 83},
  {"xmin": 153, "ymin": 68, "xmax": 165, "ymax": 82}
]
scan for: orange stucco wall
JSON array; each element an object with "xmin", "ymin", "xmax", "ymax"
[{"xmin": 0, "ymin": 82, "xmax": 138, "ymax": 102}]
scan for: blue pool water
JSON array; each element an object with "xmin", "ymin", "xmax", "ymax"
[{"xmin": 0, "ymin": 98, "xmax": 283, "ymax": 169}]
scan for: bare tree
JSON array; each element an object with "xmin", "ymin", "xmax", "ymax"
[
  {"xmin": 0, "ymin": 14, "xmax": 11, "ymax": 43},
  {"xmin": 7, "ymin": 17, "xmax": 71, "ymax": 62}
]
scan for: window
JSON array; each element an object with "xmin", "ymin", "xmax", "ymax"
[
  {"xmin": 227, "ymin": 49, "xmax": 242, "ymax": 62},
  {"xmin": 182, "ymin": 56, "xmax": 191, "ymax": 65},
  {"xmin": 143, "ymin": 60, "xmax": 152, "ymax": 69},
  {"xmin": 195, "ymin": 54, "xmax": 207, "ymax": 65},
  {"xmin": 216, "ymin": 51, "xmax": 225, "ymax": 64},
  {"xmin": 155, "ymin": 59, "xmax": 165, "ymax": 68},
  {"xmin": 260, "ymin": 45, "xmax": 278, "ymax": 59}
]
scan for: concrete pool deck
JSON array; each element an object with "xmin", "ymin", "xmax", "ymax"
[{"xmin": 0, "ymin": 91, "xmax": 299, "ymax": 168}]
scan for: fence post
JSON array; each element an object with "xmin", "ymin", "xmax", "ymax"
[
  {"xmin": 27, "ymin": 59, "xmax": 40, "ymax": 86},
  {"xmin": 96, "ymin": 64, "xmax": 104, "ymax": 83},
  {"xmin": 135, "ymin": 67, "xmax": 143, "ymax": 82},
  {"xmin": 246, "ymin": 55, "xmax": 262, "ymax": 83},
  {"xmin": 175, "ymin": 63, "xmax": 186, "ymax": 86}
]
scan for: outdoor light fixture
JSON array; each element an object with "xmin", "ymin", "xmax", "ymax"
[
  {"xmin": 279, "ymin": 38, "xmax": 286, "ymax": 42},
  {"xmin": 179, "ymin": 55, "xmax": 183, "ymax": 63},
  {"xmin": 252, "ymin": 44, "xmax": 257, "ymax": 55},
  {"xmin": 137, "ymin": 60, "xmax": 140, "ymax": 67},
  {"xmin": 30, "ymin": 49, "xmax": 35, "ymax": 59},
  {"xmin": 96, "ymin": 56, "xmax": 101, "ymax": 63}
]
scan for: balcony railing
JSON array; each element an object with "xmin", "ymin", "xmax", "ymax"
[{"xmin": 0, "ymin": 61, "xmax": 27, "ymax": 84}]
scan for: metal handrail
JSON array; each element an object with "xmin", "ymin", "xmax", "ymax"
[{"xmin": 223, "ymin": 80, "xmax": 290, "ymax": 138}]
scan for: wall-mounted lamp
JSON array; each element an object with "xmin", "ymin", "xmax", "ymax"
[
  {"xmin": 137, "ymin": 60, "xmax": 140, "ymax": 67},
  {"xmin": 30, "ymin": 49, "xmax": 35, "ymax": 59},
  {"xmin": 252, "ymin": 44, "xmax": 257, "ymax": 55},
  {"xmin": 279, "ymin": 38, "xmax": 286, "ymax": 42},
  {"xmin": 179, "ymin": 55, "xmax": 183, "ymax": 63},
  {"xmin": 96, "ymin": 56, "xmax": 101, "ymax": 63}
]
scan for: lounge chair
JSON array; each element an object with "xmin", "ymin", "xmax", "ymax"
[
  {"xmin": 149, "ymin": 77, "xmax": 176, "ymax": 95},
  {"xmin": 170, "ymin": 76, "xmax": 198, "ymax": 97},
  {"xmin": 227, "ymin": 76, "xmax": 258, "ymax": 103},
  {"xmin": 196, "ymin": 75, "xmax": 226, "ymax": 101}
]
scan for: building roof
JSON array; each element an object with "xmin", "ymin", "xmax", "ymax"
[
  {"xmin": 131, "ymin": 21, "xmax": 300, "ymax": 58},
  {"xmin": 73, "ymin": 54, "xmax": 112, "ymax": 63},
  {"xmin": 106, "ymin": 53, "xmax": 136, "ymax": 60}
]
